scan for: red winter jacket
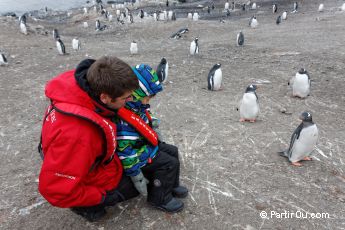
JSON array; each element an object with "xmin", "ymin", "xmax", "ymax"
[{"xmin": 38, "ymin": 67, "xmax": 123, "ymax": 208}]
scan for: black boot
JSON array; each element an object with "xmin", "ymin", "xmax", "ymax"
[
  {"xmin": 172, "ymin": 186, "xmax": 188, "ymax": 198},
  {"xmin": 71, "ymin": 206, "xmax": 106, "ymax": 222},
  {"xmin": 151, "ymin": 197, "xmax": 184, "ymax": 213}
]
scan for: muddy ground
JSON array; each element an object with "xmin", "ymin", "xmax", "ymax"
[{"xmin": 0, "ymin": 0, "xmax": 345, "ymax": 229}]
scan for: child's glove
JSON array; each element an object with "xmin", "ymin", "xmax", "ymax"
[{"xmin": 131, "ymin": 171, "xmax": 149, "ymax": 196}]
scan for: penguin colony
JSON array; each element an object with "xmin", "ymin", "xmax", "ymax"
[{"xmin": 2, "ymin": 1, "xmax": 340, "ymax": 167}]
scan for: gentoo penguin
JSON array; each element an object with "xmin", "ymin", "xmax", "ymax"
[
  {"xmin": 156, "ymin": 57, "xmax": 169, "ymax": 83},
  {"xmin": 272, "ymin": 4, "xmax": 278, "ymax": 13},
  {"xmin": 281, "ymin": 11, "xmax": 287, "ymax": 20},
  {"xmin": 19, "ymin": 14, "xmax": 27, "ymax": 25},
  {"xmin": 279, "ymin": 112, "xmax": 318, "ymax": 166},
  {"xmin": 53, "ymin": 29, "xmax": 59, "ymax": 40},
  {"xmin": 188, "ymin": 13, "xmax": 193, "ymax": 19},
  {"xmin": 56, "ymin": 38, "xmax": 66, "ymax": 55},
  {"xmin": 249, "ymin": 15, "xmax": 258, "ymax": 28},
  {"xmin": 129, "ymin": 12, "xmax": 134, "ymax": 23},
  {"xmin": 226, "ymin": 9, "xmax": 231, "ymax": 17},
  {"xmin": 72, "ymin": 37, "xmax": 81, "ymax": 51},
  {"xmin": 95, "ymin": 19, "xmax": 100, "ymax": 30},
  {"xmin": 207, "ymin": 6, "xmax": 211, "ymax": 14},
  {"xmin": 83, "ymin": 7, "xmax": 88, "ymax": 14},
  {"xmin": 292, "ymin": 2, "xmax": 298, "ymax": 13},
  {"xmin": 225, "ymin": 1, "xmax": 230, "ymax": 10},
  {"xmin": 83, "ymin": 21, "xmax": 88, "ymax": 28},
  {"xmin": 192, "ymin": 12, "xmax": 199, "ymax": 21},
  {"xmin": 342, "ymin": 3, "xmax": 345, "ymax": 11},
  {"xmin": 318, "ymin": 4, "xmax": 324, "ymax": 12},
  {"xmin": 207, "ymin": 63, "xmax": 222, "ymax": 91},
  {"xmin": 0, "ymin": 52, "xmax": 8, "ymax": 66},
  {"xmin": 242, "ymin": 4, "xmax": 246, "ymax": 11},
  {"xmin": 190, "ymin": 37, "xmax": 199, "ymax": 55},
  {"xmin": 239, "ymin": 84, "xmax": 259, "ymax": 122},
  {"xmin": 178, "ymin": 28, "xmax": 189, "ymax": 34},
  {"xmin": 130, "ymin": 41, "xmax": 138, "ymax": 54},
  {"xmin": 251, "ymin": 2, "xmax": 257, "ymax": 10},
  {"xmin": 290, "ymin": 68, "xmax": 311, "ymax": 98},
  {"xmin": 166, "ymin": 0, "xmax": 169, "ymax": 7},
  {"xmin": 237, "ymin": 31, "xmax": 244, "ymax": 46},
  {"xmin": 139, "ymin": 9, "xmax": 144, "ymax": 19},
  {"xmin": 276, "ymin": 15, "xmax": 281, "ymax": 24},
  {"xmin": 168, "ymin": 11, "xmax": 173, "ymax": 20},
  {"xmin": 231, "ymin": 1, "xmax": 235, "ymax": 10},
  {"xmin": 171, "ymin": 12, "xmax": 176, "ymax": 21},
  {"xmin": 20, "ymin": 18, "xmax": 27, "ymax": 35}
]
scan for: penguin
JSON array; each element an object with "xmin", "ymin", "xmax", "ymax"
[
  {"xmin": 20, "ymin": 19, "xmax": 27, "ymax": 35},
  {"xmin": 279, "ymin": 112, "xmax": 318, "ymax": 166},
  {"xmin": 108, "ymin": 14, "xmax": 113, "ymax": 22},
  {"xmin": 207, "ymin": 64, "xmax": 222, "ymax": 91},
  {"xmin": 281, "ymin": 11, "xmax": 287, "ymax": 20},
  {"xmin": 52, "ymin": 29, "xmax": 59, "ymax": 40},
  {"xmin": 318, "ymin": 4, "xmax": 324, "ymax": 12},
  {"xmin": 226, "ymin": 9, "xmax": 231, "ymax": 17},
  {"xmin": 239, "ymin": 84, "xmax": 259, "ymax": 122},
  {"xmin": 192, "ymin": 12, "xmax": 199, "ymax": 21},
  {"xmin": 276, "ymin": 15, "xmax": 281, "ymax": 25},
  {"xmin": 129, "ymin": 12, "xmax": 134, "ymax": 23},
  {"xmin": 83, "ymin": 7, "xmax": 88, "ymax": 14},
  {"xmin": 237, "ymin": 31, "xmax": 244, "ymax": 46},
  {"xmin": 190, "ymin": 37, "xmax": 199, "ymax": 55},
  {"xmin": 225, "ymin": 1, "xmax": 230, "ymax": 10},
  {"xmin": 272, "ymin": 3, "xmax": 278, "ymax": 13},
  {"xmin": 171, "ymin": 12, "xmax": 176, "ymax": 21},
  {"xmin": 163, "ymin": 10, "xmax": 168, "ymax": 20},
  {"xmin": 207, "ymin": 5, "xmax": 211, "ymax": 14},
  {"xmin": 168, "ymin": 11, "xmax": 174, "ymax": 20},
  {"xmin": 188, "ymin": 13, "xmax": 193, "ymax": 19},
  {"xmin": 139, "ymin": 9, "xmax": 144, "ymax": 19},
  {"xmin": 153, "ymin": 12, "xmax": 158, "ymax": 21},
  {"xmin": 178, "ymin": 28, "xmax": 189, "ymax": 34},
  {"xmin": 130, "ymin": 41, "xmax": 138, "ymax": 54},
  {"xmin": 156, "ymin": 57, "xmax": 169, "ymax": 83},
  {"xmin": 251, "ymin": 2, "xmax": 256, "ymax": 10},
  {"xmin": 19, "ymin": 14, "xmax": 27, "ymax": 25},
  {"xmin": 166, "ymin": 0, "xmax": 169, "ymax": 7},
  {"xmin": 95, "ymin": 19, "xmax": 101, "ymax": 30},
  {"xmin": 292, "ymin": 2, "xmax": 298, "ymax": 13},
  {"xmin": 219, "ymin": 19, "xmax": 226, "ymax": 23},
  {"xmin": 83, "ymin": 21, "xmax": 88, "ymax": 28},
  {"xmin": 249, "ymin": 15, "xmax": 258, "ymax": 28},
  {"xmin": 72, "ymin": 37, "xmax": 81, "ymax": 51},
  {"xmin": 231, "ymin": 1, "xmax": 235, "ymax": 10},
  {"xmin": 290, "ymin": 68, "xmax": 311, "ymax": 98},
  {"xmin": 0, "ymin": 52, "xmax": 8, "ymax": 66},
  {"xmin": 56, "ymin": 38, "xmax": 66, "ymax": 55},
  {"xmin": 242, "ymin": 4, "xmax": 246, "ymax": 11},
  {"xmin": 342, "ymin": 3, "xmax": 345, "ymax": 11}
]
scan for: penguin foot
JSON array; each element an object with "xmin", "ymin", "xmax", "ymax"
[
  {"xmin": 239, "ymin": 118, "xmax": 245, "ymax": 122},
  {"xmin": 291, "ymin": 162, "xmax": 302, "ymax": 166},
  {"xmin": 303, "ymin": 156, "xmax": 312, "ymax": 161}
]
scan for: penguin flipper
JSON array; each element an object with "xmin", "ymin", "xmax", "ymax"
[{"xmin": 278, "ymin": 150, "xmax": 288, "ymax": 158}]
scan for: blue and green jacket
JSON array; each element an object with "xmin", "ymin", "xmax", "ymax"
[{"xmin": 115, "ymin": 100, "xmax": 159, "ymax": 176}]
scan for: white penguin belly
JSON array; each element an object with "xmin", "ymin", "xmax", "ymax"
[
  {"xmin": 293, "ymin": 75, "xmax": 310, "ymax": 98},
  {"xmin": 240, "ymin": 93, "xmax": 259, "ymax": 119},
  {"xmin": 290, "ymin": 125, "xmax": 318, "ymax": 162},
  {"xmin": 190, "ymin": 42, "xmax": 196, "ymax": 55},
  {"xmin": 212, "ymin": 69, "xmax": 222, "ymax": 90}
]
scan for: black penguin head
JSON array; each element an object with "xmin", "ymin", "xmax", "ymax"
[
  {"xmin": 195, "ymin": 37, "xmax": 199, "ymax": 42},
  {"xmin": 245, "ymin": 84, "xmax": 257, "ymax": 93},
  {"xmin": 298, "ymin": 68, "xmax": 307, "ymax": 74},
  {"xmin": 300, "ymin": 111, "xmax": 312, "ymax": 122},
  {"xmin": 160, "ymin": 57, "xmax": 167, "ymax": 64},
  {"xmin": 214, "ymin": 63, "xmax": 221, "ymax": 69}
]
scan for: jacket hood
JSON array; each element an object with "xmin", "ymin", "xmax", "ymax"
[{"xmin": 45, "ymin": 59, "xmax": 116, "ymax": 117}]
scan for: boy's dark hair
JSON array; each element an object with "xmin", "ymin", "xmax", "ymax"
[{"xmin": 87, "ymin": 56, "xmax": 139, "ymax": 99}]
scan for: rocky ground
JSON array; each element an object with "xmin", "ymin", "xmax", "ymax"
[{"xmin": 0, "ymin": 0, "xmax": 345, "ymax": 229}]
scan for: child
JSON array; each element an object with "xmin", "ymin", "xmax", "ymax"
[{"xmin": 116, "ymin": 64, "xmax": 188, "ymax": 213}]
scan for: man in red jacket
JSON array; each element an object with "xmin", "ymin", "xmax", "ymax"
[{"xmin": 38, "ymin": 56, "xmax": 140, "ymax": 221}]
